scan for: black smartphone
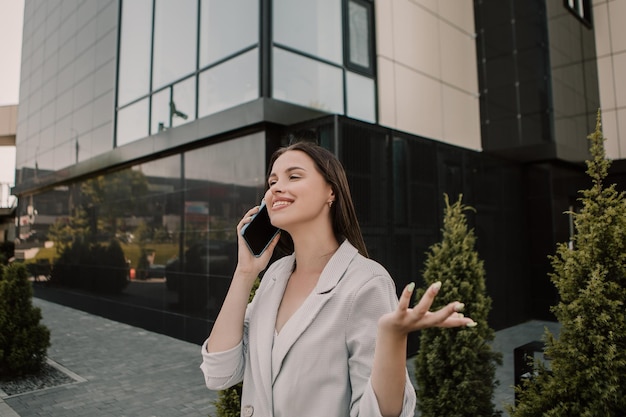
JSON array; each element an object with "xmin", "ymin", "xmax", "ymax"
[{"xmin": 240, "ymin": 200, "xmax": 280, "ymax": 257}]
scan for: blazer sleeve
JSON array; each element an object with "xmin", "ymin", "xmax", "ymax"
[
  {"xmin": 346, "ymin": 274, "xmax": 417, "ymax": 417},
  {"xmin": 199, "ymin": 283, "xmax": 261, "ymax": 390},
  {"xmin": 200, "ymin": 336, "xmax": 246, "ymax": 390},
  {"xmin": 199, "ymin": 264, "xmax": 276, "ymax": 391}
]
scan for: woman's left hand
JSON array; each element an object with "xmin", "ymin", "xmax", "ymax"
[{"xmin": 378, "ymin": 281, "xmax": 477, "ymax": 336}]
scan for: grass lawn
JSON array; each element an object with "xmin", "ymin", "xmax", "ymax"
[{"xmin": 25, "ymin": 242, "xmax": 180, "ymax": 269}]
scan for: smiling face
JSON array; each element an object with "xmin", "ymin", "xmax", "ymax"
[{"xmin": 264, "ymin": 150, "xmax": 335, "ymax": 234}]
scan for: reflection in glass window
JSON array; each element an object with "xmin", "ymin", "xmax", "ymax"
[
  {"xmin": 152, "ymin": 0, "xmax": 197, "ymax": 90},
  {"xmin": 273, "ymin": 48, "xmax": 343, "ymax": 114},
  {"xmin": 150, "ymin": 78, "xmax": 196, "ymax": 134},
  {"xmin": 198, "ymin": 49, "xmax": 259, "ymax": 117},
  {"xmin": 183, "ymin": 133, "xmax": 265, "ymax": 313},
  {"xmin": 273, "ymin": 0, "xmax": 342, "ymax": 64},
  {"xmin": 346, "ymin": 71, "xmax": 375, "ymax": 122},
  {"xmin": 200, "ymin": 0, "xmax": 259, "ymax": 68},
  {"xmin": 172, "ymin": 77, "xmax": 196, "ymax": 127},
  {"xmin": 348, "ymin": 0, "xmax": 371, "ymax": 70},
  {"xmin": 118, "ymin": 0, "xmax": 153, "ymax": 106},
  {"xmin": 184, "ymin": 132, "xmax": 265, "ymax": 234},
  {"xmin": 186, "ymin": 131, "xmax": 265, "ymax": 187},
  {"xmin": 151, "ymin": 88, "xmax": 171, "ymax": 135},
  {"xmin": 117, "ymin": 98, "xmax": 149, "ymax": 146}
]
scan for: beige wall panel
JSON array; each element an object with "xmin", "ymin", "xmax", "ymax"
[
  {"xmin": 442, "ymin": 85, "xmax": 480, "ymax": 150},
  {"xmin": 608, "ymin": 0, "xmax": 626, "ymax": 53},
  {"xmin": 439, "ymin": 22, "xmax": 478, "ymax": 93},
  {"xmin": 596, "ymin": 56, "xmax": 617, "ymax": 109},
  {"xmin": 0, "ymin": 106, "xmax": 18, "ymax": 138},
  {"xmin": 377, "ymin": 57, "xmax": 397, "ymax": 128},
  {"xmin": 409, "ymin": 0, "xmax": 438, "ymax": 14},
  {"xmin": 438, "ymin": 0, "xmax": 475, "ymax": 34},
  {"xmin": 375, "ymin": 0, "xmax": 394, "ymax": 59},
  {"xmin": 601, "ymin": 109, "xmax": 620, "ymax": 159},
  {"xmin": 613, "ymin": 52, "xmax": 626, "ymax": 108},
  {"xmin": 593, "ymin": 2, "xmax": 611, "ymax": 57},
  {"xmin": 392, "ymin": 0, "xmax": 441, "ymax": 78},
  {"xmin": 375, "ymin": 0, "xmax": 480, "ymax": 150},
  {"xmin": 394, "ymin": 65, "xmax": 443, "ymax": 140}
]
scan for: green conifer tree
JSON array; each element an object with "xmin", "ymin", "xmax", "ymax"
[
  {"xmin": 509, "ymin": 112, "xmax": 626, "ymax": 416},
  {"xmin": 0, "ymin": 263, "xmax": 51, "ymax": 377},
  {"xmin": 414, "ymin": 194, "xmax": 502, "ymax": 417}
]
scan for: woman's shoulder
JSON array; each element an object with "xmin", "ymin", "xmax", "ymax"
[
  {"xmin": 352, "ymin": 252, "xmax": 391, "ymax": 275},
  {"xmin": 344, "ymin": 252, "xmax": 395, "ymax": 290}
]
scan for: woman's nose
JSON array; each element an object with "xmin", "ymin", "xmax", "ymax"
[{"xmin": 269, "ymin": 181, "xmax": 283, "ymax": 193}]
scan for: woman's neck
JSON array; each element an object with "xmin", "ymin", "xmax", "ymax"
[{"xmin": 291, "ymin": 233, "xmax": 340, "ymax": 275}]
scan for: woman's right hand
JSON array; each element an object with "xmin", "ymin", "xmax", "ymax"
[{"xmin": 235, "ymin": 206, "xmax": 281, "ymax": 278}]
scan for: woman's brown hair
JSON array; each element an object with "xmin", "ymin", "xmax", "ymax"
[{"xmin": 267, "ymin": 140, "xmax": 369, "ymax": 258}]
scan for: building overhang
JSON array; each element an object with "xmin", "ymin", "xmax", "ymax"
[{"xmin": 12, "ymin": 98, "xmax": 328, "ymax": 196}]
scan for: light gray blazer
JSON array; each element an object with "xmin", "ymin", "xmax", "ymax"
[{"xmin": 200, "ymin": 240, "xmax": 416, "ymax": 417}]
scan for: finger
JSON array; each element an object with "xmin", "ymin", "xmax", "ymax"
[
  {"xmin": 412, "ymin": 281, "xmax": 442, "ymax": 316},
  {"xmin": 237, "ymin": 207, "xmax": 260, "ymax": 231},
  {"xmin": 430, "ymin": 302, "xmax": 477, "ymax": 328},
  {"xmin": 397, "ymin": 282, "xmax": 415, "ymax": 311}
]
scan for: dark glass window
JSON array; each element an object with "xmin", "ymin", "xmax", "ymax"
[{"xmin": 346, "ymin": 0, "xmax": 374, "ymax": 74}]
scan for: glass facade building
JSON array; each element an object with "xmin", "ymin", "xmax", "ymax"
[{"xmin": 13, "ymin": 0, "xmax": 626, "ymax": 353}]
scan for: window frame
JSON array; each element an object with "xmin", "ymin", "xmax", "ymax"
[
  {"xmin": 564, "ymin": 0, "xmax": 593, "ymax": 28},
  {"xmin": 343, "ymin": 0, "xmax": 375, "ymax": 76}
]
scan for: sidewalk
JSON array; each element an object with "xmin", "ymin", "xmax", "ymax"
[
  {"xmin": 3, "ymin": 298, "xmax": 217, "ymax": 417},
  {"xmin": 1, "ymin": 298, "xmax": 560, "ymax": 416}
]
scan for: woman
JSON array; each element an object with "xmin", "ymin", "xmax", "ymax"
[{"xmin": 200, "ymin": 141, "xmax": 476, "ymax": 417}]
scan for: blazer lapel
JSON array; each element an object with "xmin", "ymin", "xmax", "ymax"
[{"xmin": 271, "ymin": 241, "xmax": 359, "ymax": 384}]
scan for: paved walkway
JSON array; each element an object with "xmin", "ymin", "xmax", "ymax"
[
  {"xmin": 3, "ymin": 298, "xmax": 217, "ymax": 417},
  {"xmin": 1, "ymin": 298, "xmax": 560, "ymax": 416}
]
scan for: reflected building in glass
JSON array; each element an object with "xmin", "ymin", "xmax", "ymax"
[{"xmin": 13, "ymin": 0, "xmax": 626, "ymax": 352}]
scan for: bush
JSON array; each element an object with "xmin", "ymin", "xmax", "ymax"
[
  {"xmin": 508, "ymin": 112, "xmax": 626, "ymax": 416},
  {"xmin": 0, "ymin": 263, "xmax": 51, "ymax": 377},
  {"xmin": 414, "ymin": 194, "xmax": 502, "ymax": 417},
  {"xmin": 50, "ymin": 239, "xmax": 129, "ymax": 294}
]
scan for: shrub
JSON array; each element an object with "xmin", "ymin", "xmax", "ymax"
[
  {"xmin": 414, "ymin": 194, "xmax": 502, "ymax": 417},
  {"xmin": 508, "ymin": 113, "xmax": 626, "ymax": 416},
  {"xmin": 50, "ymin": 239, "xmax": 129, "ymax": 294},
  {"xmin": 0, "ymin": 263, "xmax": 51, "ymax": 377}
]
